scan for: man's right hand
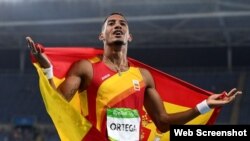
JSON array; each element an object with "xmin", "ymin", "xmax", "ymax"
[
  {"xmin": 26, "ymin": 36, "xmax": 44, "ymax": 55},
  {"xmin": 26, "ymin": 36, "xmax": 51, "ymax": 68}
]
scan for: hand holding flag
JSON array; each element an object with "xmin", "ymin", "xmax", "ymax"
[
  {"xmin": 207, "ymin": 88, "xmax": 242, "ymax": 108},
  {"xmin": 26, "ymin": 36, "xmax": 51, "ymax": 69}
]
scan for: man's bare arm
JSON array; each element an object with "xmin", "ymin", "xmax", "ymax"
[
  {"xmin": 57, "ymin": 60, "xmax": 92, "ymax": 101},
  {"xmin": 26, "ymin": 37, "xmax": 57, "ymax": 89},
  {"xmin": 26, "ymin": 37, "xmax": 92, "ymax": 101},
  {"xmin": 141, "ymin": 68, "xmax": 242, "ymax": 133},
  {"xmin": 26, "ymin": 37, "xmax": 51, "ymax": 68}
]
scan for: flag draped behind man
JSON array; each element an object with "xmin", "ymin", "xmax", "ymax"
[{"xmin": 31, "ymin": 46, "xmax": 221, "ymax": 141}]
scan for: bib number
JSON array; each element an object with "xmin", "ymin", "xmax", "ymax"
[{"xmin": 107, "ymin": 108, "xmax": 140, "ymax": 141}]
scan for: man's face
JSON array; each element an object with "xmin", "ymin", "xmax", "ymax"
[{"xmin": 100, "ymin": 14, "xmax": 132, "ymax": 46}]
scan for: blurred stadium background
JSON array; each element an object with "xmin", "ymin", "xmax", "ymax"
[{"xmin": 0, "ymin": 0, "xmax": 249, "ymax": 140}]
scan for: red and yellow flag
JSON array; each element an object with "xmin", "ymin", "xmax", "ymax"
[{"xmin": 32, "ymin": 46, "xmax": 221, "ymax": 141}]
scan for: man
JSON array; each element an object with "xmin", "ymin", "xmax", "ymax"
[{"xmin": 26, "ymin": 13, "xmax": 241, "ymax": 140}]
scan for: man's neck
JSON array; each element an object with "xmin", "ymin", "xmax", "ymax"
[{"xmin": 103, "ymin": 44, "xmax": 128, "ymax": 72}]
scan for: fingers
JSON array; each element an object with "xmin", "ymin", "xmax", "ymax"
[
  {"xmin": 227, "ymin": 88, "xmax": 242, "ymax": 97},
  {"xmin": 26, "ymin": 36, "xmax": 39, "ymax": 55},
  {"xmin": 227, "ymin": 88, "xmax": 237, "ymax": 96},
  {"xmin": 26, "ymin": 36, "xmax": 32, "ymax": 42},
  {"xmin": 222, "ymin": 88, "xmax": 242, "ymax": 103},
  {"xmin": 208, "ymin": 88, "xmax": 242, "ymax": 108},
  {"xmin": 207, "ymin": 94, "xmax": 227, "ymax": 108},
  {"xmin": 26, "ymin": 36, "xmax": 34, "ymax": 47},
  {"xmin": 235, "ymin": 91, "xmax": 242, "ymax": 96},
  {"xmin": 26, "ymin": 36, "xmax": 34, "ymax": 49},
  {"xmin": 36, "ymin": 43, "xmax": 44, "ymax": 53},
  {"xmin": 211, "ymin": 93, "xmax": 224, "ymax": 99}
]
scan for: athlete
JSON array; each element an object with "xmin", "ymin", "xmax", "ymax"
[{"xmin": 26, "ymin": 13, "xmax": 242, "ymax": 140}]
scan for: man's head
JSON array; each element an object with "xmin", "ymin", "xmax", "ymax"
[{"xmin": 99, "ymin": 13, "xmax": 132, "ymax": 46}]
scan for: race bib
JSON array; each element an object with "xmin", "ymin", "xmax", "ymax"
[{"xmin": 107, "ymin": 108, "xmax": 141, "ymax": 141}]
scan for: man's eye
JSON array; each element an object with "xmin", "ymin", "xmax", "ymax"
[
  {"xmin": 108, "ymin": 22, "xmax": 114, "ymax": 26},
  {"xmin": 121, "ymin": 23, "xmax": 126, "ymax": 26}
]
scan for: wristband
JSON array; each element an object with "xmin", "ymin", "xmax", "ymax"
[
  {"xmin": 154, "ymin": 129, "xmax": 163, "ymax": 141},
  {"xmin": 42, "ymin": 66, "xmax": 53, "ymax": 79},
  {"xmin": 196, "ymin": 100, "xmax": 211, "ymax": 114}
]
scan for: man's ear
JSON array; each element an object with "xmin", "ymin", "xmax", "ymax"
[
  {"xmin": 128, "ymin": 33, "xmax": 133, "ymax": 42},
  {"xmin": 99, "ymin": 33, "xmax": 104, "ymax": 41}
]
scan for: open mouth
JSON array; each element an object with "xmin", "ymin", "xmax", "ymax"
[{"xmin": 113, "ymin": 30, "xmax": 123, "ymax": 36}]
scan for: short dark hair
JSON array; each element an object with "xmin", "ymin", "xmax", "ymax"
[
  {"xmin": 103, "ymin": 12, "xmax": 127, "ymax": 24},
  {"xmin": 101, "ymin": 13, "xmax": 128, "ymax": 31}
]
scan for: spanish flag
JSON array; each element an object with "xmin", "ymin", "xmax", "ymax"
[{"xmin": 31, "ymin": 46, "xmax": 221, "ymax": 141}]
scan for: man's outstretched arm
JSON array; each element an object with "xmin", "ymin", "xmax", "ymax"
[
  {"xmin": 141, "ymin": 68, "xmax": 242, "ymax": 133},
  {"xmin": 26, "ymin": 36, "xmax": 90, "ymax": 101},
  {"xmin": 26, "ymin": 37, "xmax": 56, "ymax": 88}
]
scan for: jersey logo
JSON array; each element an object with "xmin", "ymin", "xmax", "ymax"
[
  {"xmin": 101, "ymin": 74, "xmax": 111, "ymax": 81},
  {"xmin": 132, "ymin": 80, "xmax": 140, "ymax": 91}
]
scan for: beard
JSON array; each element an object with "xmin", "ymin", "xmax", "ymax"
[
  {"xmin": 108, "ymin": 39, "xmax": 126, "ymax": 46},
  {"xmin": 113, "ymin": 40, "xmax": 125, "ymax": 46}
]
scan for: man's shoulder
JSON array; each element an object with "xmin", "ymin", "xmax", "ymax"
[
  {"xmin": 73, "ymin": 59, "xmax": 91, "ymax": 66},
  {"xmin": 70, "ymin": 59, "xmax": 93, "ymax": 74},
  {"xmin": 138, "ymin": 67, "xmax": 149, "ymax": 72},
  {"xmin": 138, "ymin": 67, "xmax": 151, "ymax": 77}
]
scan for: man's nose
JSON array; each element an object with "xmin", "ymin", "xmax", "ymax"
[{"xmin": 114, "ymin": 24, "xmax": 122, "ymax": 29}]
